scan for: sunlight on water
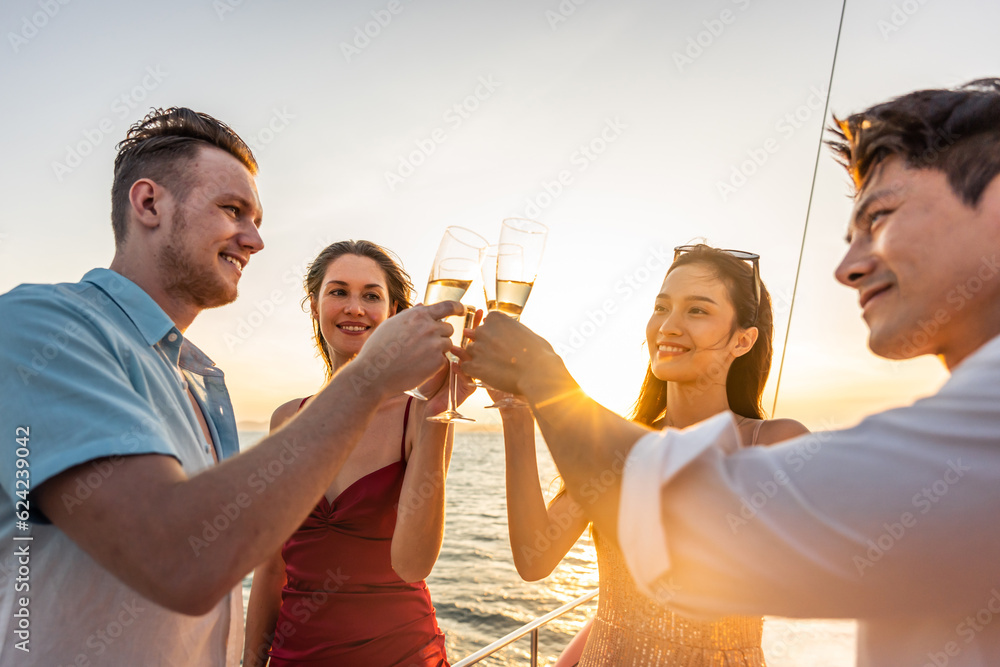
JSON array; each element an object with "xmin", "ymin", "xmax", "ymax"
[{"xmin": 238, "ymin": 430, "xmax": 855, "ymax": 666}]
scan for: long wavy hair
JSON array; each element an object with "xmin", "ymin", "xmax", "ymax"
[
  {"xmin": 302, "ymin": 240, "xmax": 415, "ymax": 380},
  {"xmin": 550, "ymin": 244, "xmax": 776, "ymax": 510},
  {"xmin": 630, "ymin": 244, "xmax": 774, "ymax": 425}
]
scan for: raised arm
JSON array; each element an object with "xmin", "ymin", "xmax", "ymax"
[
  {"xmin": 500, "ymin": 404, "xmax": 588, "ymax": 581},
  {"xmin": 26, "ymin": 301, "xmax": 462, "ymax": 616},
  {"xmin": 471, "ymin": 313, "xmax": 1000, "ymax": 620},
  {"xmin": 391, "ymin": 385, "xmax": 454, "ymax": 583},
  {"xmin": 463, "ymin": 313, "xmax": 649, "ymax": 543}
]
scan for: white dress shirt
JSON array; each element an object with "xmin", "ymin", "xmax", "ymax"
[{"xmin": 619, "ymin": 333, "xmax": 1000, "ymax": 667}]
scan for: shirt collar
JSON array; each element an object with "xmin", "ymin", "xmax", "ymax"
[
  {"xmin": 951, "ymin": 330, "xmax": 1000, "ymax": 374},
  {"xmin": 81, "ymin": 268, "xmax": 222, "ymax": 376},
  {"xmin": 81, "ymin": 268, "xmax": 177, "ymax": 347}
]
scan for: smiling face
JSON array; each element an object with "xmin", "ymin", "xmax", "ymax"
[
  {"xmin": 311, "ymin": 254, "xmax": 395, "ymax": 367},
  {"xmin": 645, "ymin": 263, "xmax": 757, "ymax": 385},
  {"xmin": 158, "ymin": 146, "xmax": 263, "ymax": 309},
  {"xmin": 835, "ymin": 156, "xmax": 1000, "ymax": 367}
]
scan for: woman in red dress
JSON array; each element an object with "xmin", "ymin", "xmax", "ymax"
[{"xmin": 243, "ymin": 240, "xmax": 466, "ymax": 666}]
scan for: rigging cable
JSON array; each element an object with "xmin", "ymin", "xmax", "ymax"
[{"xmin": 771, "ymin": 0, "xmax": 849, "ymax": 417}]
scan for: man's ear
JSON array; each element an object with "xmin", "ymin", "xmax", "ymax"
[
  {"xmin": 128, "ymin": 178, "xmax": 170, "ymax": 231},
  {"xmin": 732, "ymin": 326, "xmax": 759, "ymax": 358}
]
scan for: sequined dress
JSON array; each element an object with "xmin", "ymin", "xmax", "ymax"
[
  {"xmin": 577, "ymin": 417, "xmax": 770, "ymax": 667},
  {"xmin": 577, "ymin": 529, "xmax": 765, "ymax": 666}
]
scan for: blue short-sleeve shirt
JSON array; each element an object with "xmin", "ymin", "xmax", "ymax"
[{"xmin": 0, "ymin": 268, "xmax": 243, "ymax": 665}]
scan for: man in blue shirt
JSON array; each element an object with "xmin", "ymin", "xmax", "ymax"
[{"xmin": 0, "ymin": 107, "xmax": 461, "ymax": 666}]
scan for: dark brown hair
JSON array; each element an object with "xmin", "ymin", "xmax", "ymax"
[
  {"xmin": 303, "ymin": 240, "xmax": 415, "ymax": 380},
  {"xmin": 111, "ymin": 107, "xmax": 257, "ymax": 247},
  {"xmin": 827, "ymin": 78, "xmax": 1000, "ymax": 205},
  {"xmin": 630, "ymin": 244, "xmax": 774, "ymax": 425}
]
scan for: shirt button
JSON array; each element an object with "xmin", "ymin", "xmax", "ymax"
[
  {"xmin": 180, "ymin": 380, "xmax": 188, "ymax": 390},
  {"xmin": 167, "ymin": 333, "xmax": 178, "ymax": 342}
]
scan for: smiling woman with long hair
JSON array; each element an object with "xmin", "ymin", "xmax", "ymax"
[
  {"xmin": 242, "ymin": 240, "xmax": 464, "ymax": 667},
  {"xmin": 496, "ymin": 244, "xmax": 809, "ymax": 666}
]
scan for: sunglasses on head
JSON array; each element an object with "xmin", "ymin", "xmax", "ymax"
[{"xmin": 672, "ymin": 245, "xmax": 761, "ymax": 325}]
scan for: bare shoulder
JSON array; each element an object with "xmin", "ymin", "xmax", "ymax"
[
  {"xmin": 759, "ymin": 418, "xmax": 810, "ymax": 446},
  {"xmin": 270, "ymin": 398, "xmax": 306, "ymax": 432}
]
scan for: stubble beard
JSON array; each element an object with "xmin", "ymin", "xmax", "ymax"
[{"xmin": 159, "ymin": 207, "xmax": 238, "ymax": 310}]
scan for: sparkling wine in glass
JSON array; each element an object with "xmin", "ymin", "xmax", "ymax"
[
  {"xmin": 493, "ymin": 277, "xmax": 533, "ymax": 319},
  {"xmin": 424, "ymin": 275, "xmax": 473, "ymax": 304},
  {"xmin": 496, "ymin": 218, "xmax": 546, "ymax": 318},
  {"xmin": 482, "ymin": 243, "xmax": 525, "ymax": 317},
  {"xmin": 405, "ymin": 226, "xmax": 487, "ymax": 404},
  {"xmin": 474, "ymin": 244, "xmax": 521, "ymax": 389},
  {"xmin": 486, "ymin": 218, "xmax": 547, "ymax": 409}
]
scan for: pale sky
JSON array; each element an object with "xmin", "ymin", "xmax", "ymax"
[{"xmin": 2, "ymin": 0, "xmax": 996, "ymax": 429}]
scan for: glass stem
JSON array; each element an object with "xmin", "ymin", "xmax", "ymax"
[{"xmin": 446, "ymin": 357, "xmax": 459, "ymax": 414}]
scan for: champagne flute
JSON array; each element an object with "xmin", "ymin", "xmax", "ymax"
[
  {"xmin": 482, "ymin": 244, "xmax": 524, "ymax": 317},
  {"xmin": 405, "ymin": 227, "xmax": 486, "ymax": 400},
  {"xmin": 475, "ymin": 244, "xmax": 522, "ymax": 389},
  {"xmin": 406, "ymin": 227, "xmax": 486, "ymax": 410},
  {"xmin": 486, "ymin": 218, "xmax": 548, "ymax": 409}
]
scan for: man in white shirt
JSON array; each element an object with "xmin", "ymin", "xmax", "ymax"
[{"xmin": 464, "ymin": 78, "xmax": 1000, "ymax": 666}]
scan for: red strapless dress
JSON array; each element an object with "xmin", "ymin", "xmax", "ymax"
[{"xmin": 268, "ymin": 397, "xmax": 449, "ymax": 666}]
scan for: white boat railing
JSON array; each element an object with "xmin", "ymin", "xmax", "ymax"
[{"xmin": 452, "ymin": 588, "xmax": 599, "ymax": 667}]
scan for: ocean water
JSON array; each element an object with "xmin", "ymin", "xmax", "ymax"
[{"xmin": 238, "ymin": 430, "xmax": 857, "ymax": 666}]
